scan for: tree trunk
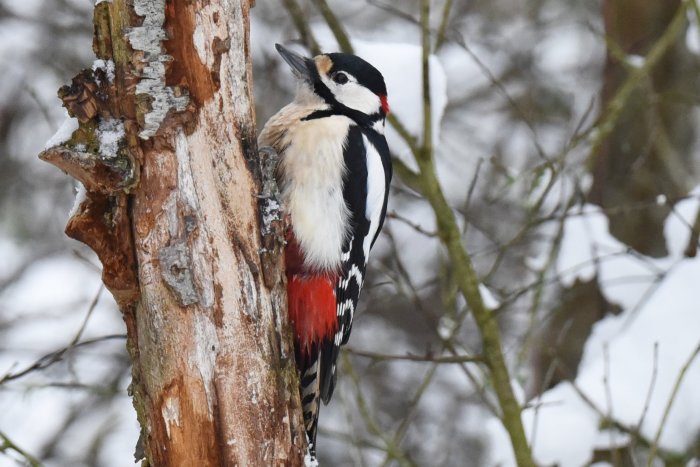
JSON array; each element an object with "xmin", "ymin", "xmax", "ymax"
[
  {"xmin": 38, "ymin": 1, "xmax": 306, "ymax": 465},
  {"xmin": 590, "ymin": 0, "xmax": 695, "ymax": 257}
]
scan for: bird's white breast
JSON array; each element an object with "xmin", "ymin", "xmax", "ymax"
[{"xmin": 277, "ymin": 111, "xmax": 352, "ymax": 272}]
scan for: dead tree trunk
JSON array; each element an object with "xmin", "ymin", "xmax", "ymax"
[{"xmin": 38, "ymin": 1, "xmax": 306, "ymax": 465}]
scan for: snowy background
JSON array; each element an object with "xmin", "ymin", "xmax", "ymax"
[{"xmin": 2, "ymin": 0, "xmax": 700, "ymax": 466}]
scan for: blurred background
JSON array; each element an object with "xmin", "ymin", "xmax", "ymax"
[{"xmin": 2, "ymin": 0, "xmax": 700, "ymax": 466}]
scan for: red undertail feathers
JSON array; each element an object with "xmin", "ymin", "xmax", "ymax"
[
  {"xmin": 285, "ymin": 231, "xmax": 338, "ymax": 359},
  {"xmin": 287, "ymin": 274, "xmax": 338, "ymax": 358}
]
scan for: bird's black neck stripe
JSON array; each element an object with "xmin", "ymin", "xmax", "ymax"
[
  {"xmin": 301, "ymin": 107, "xmax": 385, "ymax": 130},
  {"xmin": 301, "ymin": 109, "xmax": 335, "ymax": 121}
]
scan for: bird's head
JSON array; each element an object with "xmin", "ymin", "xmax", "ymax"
[{"xmin": 276, "ymin": 43, "xmax": 389, "ymax": 125}]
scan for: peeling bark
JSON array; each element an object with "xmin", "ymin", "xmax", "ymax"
[{"xmin": 39, "ymin": 0, "xmax": 305, "ymax": 465}]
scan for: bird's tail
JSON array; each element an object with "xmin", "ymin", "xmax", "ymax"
[{"xmin": 300, "ymin": 354, "xmax": 321, "ymax": 460}]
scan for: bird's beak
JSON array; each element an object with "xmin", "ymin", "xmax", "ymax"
[{"xmin": 275, "ymin": 43, "xmax": 314, "ymax": 82}]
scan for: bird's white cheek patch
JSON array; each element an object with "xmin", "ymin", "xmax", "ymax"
[
  {"xmin": 335, "ymin": 84, "xmax": 381, "ymax": 116},
  {"xmin": 319, "ymin": 74, "xmax": 381, "ymax": 116}
]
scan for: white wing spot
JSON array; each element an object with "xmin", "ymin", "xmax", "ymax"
[{"xmin": 363, "ymin": 135, "xmax": 386, "ymax": 257}]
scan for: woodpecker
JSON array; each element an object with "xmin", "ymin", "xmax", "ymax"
[{"xmin": 258, "ymin": 44, "xmax": 391, "ymax": 458}]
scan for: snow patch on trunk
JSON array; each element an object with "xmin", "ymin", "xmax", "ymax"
[
  {"xmin": 97, "ymin": 117, "xmax": 125, "ymax": 159},
  {"xmin": 92, "ymin": 59, "xmax": 115, "ymax": 83}
]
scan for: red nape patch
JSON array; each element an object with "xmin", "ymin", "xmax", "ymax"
[
  {"xmin": 288, "ymin": 274, "xmax": 338, "ymax": 359},
  {"xmin": 380, "ymin": 94, "xmax": 390, "ymax": 115}
]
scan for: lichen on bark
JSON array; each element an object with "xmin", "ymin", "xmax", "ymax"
[{"xmin": 126, "ymin": 0, "xmax": 189, "ymax": 139}]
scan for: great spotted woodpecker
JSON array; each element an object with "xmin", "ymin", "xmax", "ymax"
[{"xmin": 258, "ymin": 44, "xmax": 391, "ymax": 458}]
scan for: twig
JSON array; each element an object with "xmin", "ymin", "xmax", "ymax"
[
  {"xmin": 602, "ymin": 344, "xmax": 622, "ymax": 467},
  {"xmin": 516, "ymin": 190, "xmax": 575, "ymax": 367},
  {"xmin": 636, "ymin": 343, "xmax": 659, "ymax": 433},
  {"xmin": 71, "ymin": 248, "xmax": 103, "ymax": 272},
  {"xmin": 388, "ymin": 113, "xmax": 421, "ymax": 156},
  {"xmin": 366, "ymin": 0, "xmax": 417, "ymax": 24},
  {"xmin": 23, "ymin": 83, "xmax": 54, "ymax": 127},
  {"xmin": 317, "ymin": 427, "xmax": 384, "ymax": 452},
  {"xmin": 452, "ymin": 32, "xmax": 551, "ymax": 163},
  {"xmin": 72, "ymin": 284, "xmax": 104, "ymax": 346},
  {"xmin": 568, "ymin": 381, "xmax": 662, "ymax": 455},
  {"xmin": 280, "ymin": 0, "xmax": 322, "ymax": 55},
  {"xmin": 341, "ymin": 354, "xmax": 416, "ymax": 467},
  {"xmin": 0, "ymin": 284, "xmax": 104, "ymax": 384},
  {"xmin": 380, "ymin": 364, "xmax": 438, "ymax": 467},
  {"xmin": 406, "ymin": 1, "xmax": 535, "ymax": 464},
  {"xmin": 434, "ymin": 0, "xmax": 453, "ymax": 50},
  {"xmin": 463, "ymin": 157, "xmax": 483, "ymax": 217},
  {"xmin": 528, "ymin": 320, "xmax": 575, "ymax": 452},
  {"xmin": 484, "ymin": 163, "xmax": 560, "ymax": 281},
  {"xmin": 376, "ymin": 261, "xmax": 486, "ymax": 466},
  {"xmin": 380, "ymin": 228, "xmax": 430, "ymax": 310},
  {"xmin": 419, "ymin": 0, "xmax": 432, "ymax": 162},
  {"xmin": 588, "ymin": 1, "xmax": 690, "ymax": 160},
  {"xmin": 386, "ymin": 211, "xmax": 437, "ymax": 237},
  {"xmin": 683, "ymin": 204, "xmax": 700, "ymax": 257},
  {"xmin": 309, "ymin": 0, "xmax": 353, "ymax": 53},
  {"xmin": 336, "ymin": 383, "xmax": 371, "ymax": 465},
  {"xmin": 346, "ymin": 347, "xmax": 484, "ymax": 364},
  {"xmin": 647, "ymin": 340, "xmax": 700, "ymax": 466},
  {"xmin": 0, "ymin": 333, "xmax": 125, "ymax": 385},
  {"xmin": 0, "ymin": 431, "xmax": 42, "ymax": 467},
  {"xmin": 381, "ymin": 230, "xmax": 499, "ymax": 416},
  {"xmin": 391, "ymin": 157, "xmax": 423, "ymax": 193}
]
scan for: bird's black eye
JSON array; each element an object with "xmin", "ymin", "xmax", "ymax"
[{"xmin": 332, "ymin": 72, "xmax": 349, "ymax": 85}]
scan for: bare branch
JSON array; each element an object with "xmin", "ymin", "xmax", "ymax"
[
  {"xmin": 0, "ymin": 333, "xmax": 127, "ymax": 385},
  {"xmin": 0, "ymin": 431, "xmax": 42, "ymax": 467},
  {"xmin": 346, "ymin": 347, "xmax": 484, "ymax": 364},
  {"xmin": 280, "ymin": 0, "xmax": 322, "ymax": 55},
  {"xmin": 310, "ymin": 0, "xmax": 353, "ymax": 53},
  {"xmin": 647, "ymin": 340, "xmax": 700, "ymax": 466},
  {"xmin": 636, "ymin": 343, "xmax": 659, "ymax": 433},
  {"xmin": 588, "ymin": 1, "xmax": 690, "ymax": 159},
  {"xmin": 386, "ymin": 211, "xmax": 437, "ymax": 237},
  {"xmin": 434, "ymin": 0, "xmax": 453, "ymax": 51}
]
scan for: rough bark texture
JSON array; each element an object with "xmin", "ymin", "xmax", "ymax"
[{"xmin": 39, "ymin": 1, "xmax": 306, "ymax": 465}]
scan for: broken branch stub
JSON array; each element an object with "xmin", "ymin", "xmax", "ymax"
[{"xmin": 39, "ymin": 15, "xmax": 140, "ymax": 306}]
